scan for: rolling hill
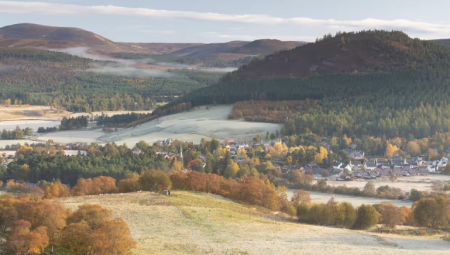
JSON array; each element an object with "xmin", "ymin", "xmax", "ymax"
[
  {"xmin": 0, "ymin": 38, "xmax": 82, "ymax": 49},
  {"xmin": 0, "ymin": 23, "xmax": 202, "ymax": 54},
  {"xmin": 167, "ymin": 39, "xmax": 307, "ymax": 64},
  {"xmin": 0, "ymin": 23, "xmax": 115, "ymax": 47},
  {"xmin": 220, "ymin": 31, "xmax": 424, "ymax": 81},
  {"xmin": 0, "ymin": 23, "xmax": 307, "ymax": 60},
  {"xmin": 166, "ymin": 41, "xmax": 250, "ymax": 57},
  {"xmin": 431, "ymin": 39, "xmax": 450, "ymax": 47},
  {"xmin": 159, "ymin": 30, "xmax": 450, "ymax": 108}
]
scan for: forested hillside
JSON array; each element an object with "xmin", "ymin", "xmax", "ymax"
[
  {"xmin": 221, "ymin": 30, "xmax": 450, "ymax": 81},
  {"xmin": 0, "ymin": 47, "xmax": 222, "ymax": 111},
  {"xmin": 155, "ymin": 30, "xmax": 450, "ymax": 139}
]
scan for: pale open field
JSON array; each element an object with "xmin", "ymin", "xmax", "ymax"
[
  {"xmin": 0, "ymin": 105, "xmax": 65, "ymax": 121},
  {"xmin": 67, "ymin": 110, "xmax": 154, "ymax": 118},
  {"xmin": 0, "ymin": 105, "xmax": 156, "ymax": 122},
  {"xmin": 286, "ymin": 190, "xmax": 413, "ymax": 207},
  {"xmin": 38, "ymin": 105, "xmax": 281, "ymax": 145},
  {"xmin": 100, "ymin": 105, "xmax": 282, "ymax": 144},
  {"xmin": 38, "ymin": 129, "xmax": 105, "ymax": 144},
  {"xmin": 0, "ymin": 119, "xmax": 59, "ymax": 131},
  {"xmin": 326, "ymin": 175, "xmax": 450, "ymax": 193},
  {"xmin": 56, "ymin": 191, "xmax": 450, "ymax": 255}
]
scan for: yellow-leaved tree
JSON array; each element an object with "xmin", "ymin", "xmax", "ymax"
[
  {"xmin": 314, "ymin": 146, "xmax": 328, "ymax": 164},
  {"xmin": 385, "ymin": 143, "xmax": 398, "ymax": 158}
]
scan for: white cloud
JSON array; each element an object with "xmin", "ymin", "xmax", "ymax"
[{"xmin": 1, "ymin": 1, "xmax": 450, "ymax": 38}]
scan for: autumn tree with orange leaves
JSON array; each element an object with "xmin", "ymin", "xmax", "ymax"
[
  {"xmin": 44, "ymin": 181, "xmax": 70, "ymax": 199},
  {"xmin": 5, "ymin": 220, "xmax": 49, "ymax": 255},
  {"xmin": 72, "ymin": 176, "xmax": 118, "ymax": 196}
]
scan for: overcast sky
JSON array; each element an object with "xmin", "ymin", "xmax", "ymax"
[{"xmin": 1, "ymin": 0, "xmax": 450, "ymax": 43}]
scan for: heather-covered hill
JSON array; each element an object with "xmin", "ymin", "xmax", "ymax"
[{"xmin": 221, "ymin": 30, "xmax": 445, "ymax": 81}]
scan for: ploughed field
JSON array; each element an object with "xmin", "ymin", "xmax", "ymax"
[{"xmin": 56, "ymin": 191, "xmax": 449, "ymax": 255}]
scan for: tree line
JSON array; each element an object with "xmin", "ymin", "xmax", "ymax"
[
  {"xmin": 1, "ymin": 127, "xmax": 33, "ymax": 140},
  {"xmin": 229, "ymin": 100, "xmax": 317, "ymax": 123}
]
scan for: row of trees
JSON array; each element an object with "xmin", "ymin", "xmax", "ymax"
[
  {"xmin": 7, "ymin": 143, "xmax": 174, "ymax": 185},
  {"xmin": 1, "ymin": 127, "xmax": 32, "ymax": 140},
  {"xmin": 31, "ymin": 171, "xmax": 282, "ymax": 211},
  {"xmin": 229, "ymin": 100, "xmax": 317, "ymax": 123},
  {"xmin": 97, "ymin": 112, "xmax": 154, "ymax": 127},
  {"xmin": 60, "ymin": 116, "xmax": 88, "ymax": 130},
  {"xmin": 295, "ymin": 189, "xmax": 450, "ymax": 230}
]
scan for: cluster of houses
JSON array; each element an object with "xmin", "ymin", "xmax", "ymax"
[
  {"xmin": 155, "ymin": 139, "xmax": 174, "ymax": 146},
  {"xmin": 331, "ymin": 156, "xmax": 449, "ymax": 180}
]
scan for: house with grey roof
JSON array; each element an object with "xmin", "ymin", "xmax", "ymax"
[{"xmin": 365, "ymin": 161, "xmax": 377, "ymax": 170}]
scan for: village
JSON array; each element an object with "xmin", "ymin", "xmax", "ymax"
[{"xmin": 150, "ymin": 135, "xmax": 450, "ymax": 183}]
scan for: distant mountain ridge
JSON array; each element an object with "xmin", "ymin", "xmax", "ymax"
[
  {"xmin": 0, "ymin": 23, "xmax": 308, "ymax": 60},
  {"xmin": 0, "ymin": 23, "xmax": 114, "ymax": 46},
  {"xmin": 0, "ymin": 23, "xmax": 202, "ymax": 54}
]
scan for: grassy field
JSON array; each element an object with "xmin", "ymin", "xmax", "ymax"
[{"xmin": 56, "ymin": 191, "xmax": 450, "ymax": 255}]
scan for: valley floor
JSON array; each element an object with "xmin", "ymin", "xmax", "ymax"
[{"xmin": 56, "ymin": 191, "xmax": 450, "ymax": 255}]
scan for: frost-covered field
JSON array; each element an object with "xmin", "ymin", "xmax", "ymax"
[
  {"xmin": 38, "ymin": 105, "xmax": 282, "ymax": 145},
  {"xmin": 286, "ymin": 190, "xmax": 413, "ymax": 207},
  {"xmin": 325, "ymin": 176, "xmax": 450, "ymax": 193},
  {"xmin": 101, "ymin": 105, "xmax": 282, "ymax": 144},
  {"xmin": 0, "ymin": 120, "xmax": 59, "ymax": 131}
]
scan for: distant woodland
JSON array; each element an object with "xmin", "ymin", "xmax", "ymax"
[{"xmin": 0, "ymin": 47, "xmax": 222, "ymax": 112}]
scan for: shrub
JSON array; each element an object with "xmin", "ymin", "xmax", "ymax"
[{"xmin": 353, "ymin": 204, "xmax": 379, "ymax": 230}]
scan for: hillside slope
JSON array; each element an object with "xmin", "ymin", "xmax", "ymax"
[
  {"xmin": 0, "ymin": 38, "xmax": 83, "ymax": 49},
  {"xmin": 167, "ymin": 41, "xmax": 250, "ymax": 57},
  {"xmin": 0, "ymin": 23, "xmax": 115, "ymax": 47},
  {"xmin": 56, "ymin": 191, "xmax": 450, "ymax": 255},
  {"xmin": 221, "ymin": 31, "xmax": 433, "ymax": 81},
  {"xmin": 0, "ymin": 23, "xmax": 202, "ymax": 54}
]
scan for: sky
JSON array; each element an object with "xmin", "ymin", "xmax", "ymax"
[{"xmin": 1, "ymin": 0, "xmax": 450, "ymax": 43}]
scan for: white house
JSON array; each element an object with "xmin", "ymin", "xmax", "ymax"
[{"xmin": 333, "ymin": 162, "xmax": 342, "ymax": 170}]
